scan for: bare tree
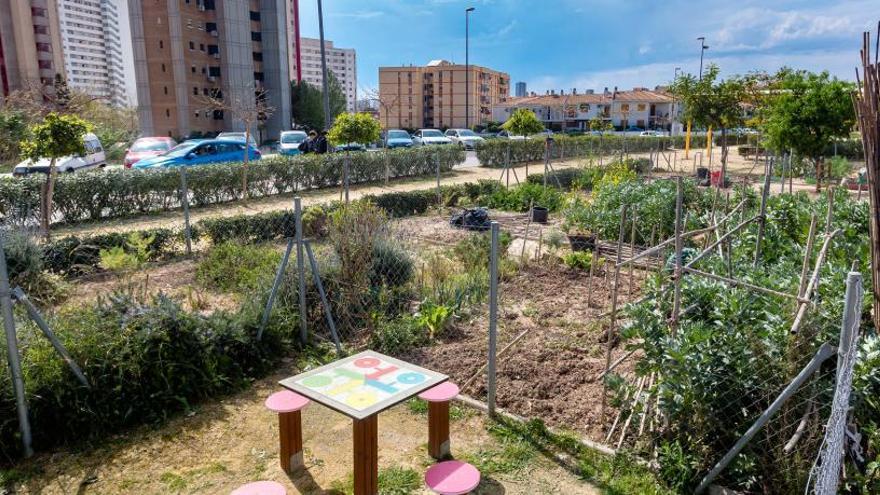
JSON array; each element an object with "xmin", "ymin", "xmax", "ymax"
[
  {"xmin": 196, "ymin": 84, "xmax": 275, "ymax": 197},
  {"xmin": 362, "ymin": 86, "xmax": 400, "ymax": 144}
]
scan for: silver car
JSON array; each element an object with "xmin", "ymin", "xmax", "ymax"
[
  {"xmin": 445, "ymin": 129, "xmax": 485, "ymax": 150},
  {"xmin": 412, "ymin": 129, "xmax": 452, "ymax": 146}
]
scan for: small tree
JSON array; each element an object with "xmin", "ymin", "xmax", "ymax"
[
  {"xmin": 197, "ymin": 85, "xmax": 274, "ymax": 197},
  {"xmin": 362, "ymin": 87, "xmax": 400, "ymax": 143},
  {"xmin": 327, "ymin": 112, "xmax": 381, "ymax": 203},
  {"xmin": 670, "ymin": 65, "xmax": 747, "ymax": 185},
  {"xmin": 20, "ymin": 113, "xmax": 92, "ymax": 239},
  {"xmin": 503, "ymin": 108, "xmax": 545, "ymax": 137},
  {"xmin": 760, "ymin": 69, "xmax": 855, "ymax": 191},
  {"xmin": 291, "ymin": 72, "xmax": 347, "ymax": 130}
]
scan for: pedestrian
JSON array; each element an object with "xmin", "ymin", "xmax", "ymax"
[
  {"xmin": 299, "ymin": 130, "xmax": 317, "ymax": 154},
  {"xmin": 313, "ymin": 130, "xmax": 329, "ymax": 154}
]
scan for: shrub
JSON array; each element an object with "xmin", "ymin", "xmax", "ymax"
[
  {"xmin": 0, "ymin": 147, "xmax": 465, "ymax": 225},
  {"xmin": 369, "ymin": 317, "xmax": 427, "ymax": 355},
  {"xmin": 2, "ymin": 231, "xmax": 68, "ymax": 305},
  {"xmin": 197, "ymin": 211, "xmax": 297, "ymax": 245},
  {"xmin": 196, "ymin": 242, "xmax": 281, "ymax": 293},
  {"xmin": 42, "ymin": 228, "xmax": 179, "ymax": 276},
  {"xmin": 562, "ymin": 251, "xmax": 603, "ymax": 271},
  {"xmin": 453, "ymin": 231, "xmax": 513, "ymax": 272},
  {"xmin": 0, "ymin": 293, "xmax": 287, "ymax": 459},
  {"xmin": 362, "ymin": 189, "xmax": 437, "ymax": 218},
  {"xmin": 481, "ymin": 182, "xmax": 565, "ymax": 212}
]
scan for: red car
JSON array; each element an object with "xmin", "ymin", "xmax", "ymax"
[{"xmin": 124, "ymin": 137, "xmax": 177, "ymax": 168}]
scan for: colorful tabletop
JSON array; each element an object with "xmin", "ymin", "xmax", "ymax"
[{"xmin": 279, "ymin": 351, "xmax": 448, "ymax": 420}]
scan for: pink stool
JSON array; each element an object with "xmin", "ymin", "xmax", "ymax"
[
  {"xmin": 265, "ymin": 391, "xmax": 310, "ymax": 473},
  {"xmin": 418, "ymin": 382, "xmax": 460, "ymax": 459},
  {"xmin": 425, "ymin": 461, "xmax": 481, "ymax": 495},
  {"xmin": 230, "ymin": 480, "xmax": 286, "ymax": 495}
]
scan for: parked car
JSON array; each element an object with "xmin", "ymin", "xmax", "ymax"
[
  {"xmin": 412, "ymin": 129, "xmax": 453, "ymax": 146},
  {"xmin": 278, "ymin": 131, "xmax": 308, "ymax": 156},
  {"xmin": 444, "ymin": 129, "xmax": 485, "ymax": 150},
  {"xmin": 496, "ymin": 130, "xmax": 526, "ymax": 140},
  {"xmin": 624, "ymin": 126, "xmax": 645, "ymax": 133},
  {"xmin": 216, "ymin": 132, "xmax": 258, "ymax": 148},
  {"xmin": 335, "ymin": 143, "xmax": 367, "ymax": 152},
  {"xmin": 132, "ymin": 139, "xmax": 260, "ymax": 169},
  {"xmin": 639, "ymin": 130, "xmax": 664, "ymax": 137},
  {"xmin": 124, "ymin": 137, "xmax": 177, "ymax": 168},
  {"xmin": 13, "ymin": 133, "xmax": 106, "ymax": 177},
  {"xmin": 478, "ymin": 130, "xmax": 498, "ymax": 139},
  {"xmin": 384, "ymin": 129, "xmax": 414, "ymax": 149}
]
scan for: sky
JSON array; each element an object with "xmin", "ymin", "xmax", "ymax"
[{"xmin": 295, "ymin": 0, "xmax": 880, "ymax": 96}]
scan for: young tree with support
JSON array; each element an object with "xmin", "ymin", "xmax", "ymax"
[
  {"xmin": 670, "ymin": 65, "xmax": 747, "ymax": 187},
  {"xmin": 327, "ymin": 112, "xmax": 381, "ymax": 203},
  {"xmin": 502, "ymin": 108, "xmax": 545, "ymax": 177},
  {"xmin": 19, "ymin": 113, "xmax": 92, "ymax": 240},
  {"xmin": 761, "ymin": 69, "xmax": 855, "ymax": 192},
  {"xmin": 197, "ymin": 85, "xmax": 275, "ymax": 198}
]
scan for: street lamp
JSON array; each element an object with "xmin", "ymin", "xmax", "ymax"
[
  {"xmin": 465, "ymin": 7, "xmax": 475, "ymax": 129},
  {"xmin": 697, "ymin": 37, "xmax": 709, "ymax": 81},
  {"xmin": 671, "ymin": 67, "xmax": 680, "ymax": 133},
  {"xmin": 317, "ymin": 0, "xmax": 332, "ymax": 129}
]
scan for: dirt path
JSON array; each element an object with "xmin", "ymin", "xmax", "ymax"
[{"xmin": 11, "ymin": 365, "xmax": 599, "ymax": 495}]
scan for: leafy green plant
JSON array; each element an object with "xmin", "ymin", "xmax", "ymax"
[
  {"xmin": 196, "ymin": 242, "xmax": 281, "ymax": 293},
  {"xmin": 415, "ymin": 301, "xmax": 454, "ymax": 340},
  {"xmin": 99, "ymin": 232, "xmax": 155, "ymax": 275},
  {"xmin": 562, "ymin": 251, "xmax": 602, "ymax": 272},
  {"xmin": 452, "ymin": 231, "xmax": 512, "ymax": 272}
]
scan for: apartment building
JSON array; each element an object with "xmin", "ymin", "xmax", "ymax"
[
  {"xmin": 491, "ymin": 87, "xmax": 677, "ymax": 131},
  {"xmin": 129, "ymin": 0, "xmax": 291, "ymax": 140},
  {"xmin": 0, "ymin": 0, "xmax": 65, "ymax": 99},
  {"xmin": 378, "ymin": 60, "xmax": 509, "ymax": 130},
  {"xmin": 290, "ymin": 37, "xmax": 356, "ymax": 112},
  {"xmin": 57, "ymin": 0, "xmax": 130, "ymax": 107},
  {"xmin": 515, "ymin": 81, "xmax": 526, "ymax": 97}
]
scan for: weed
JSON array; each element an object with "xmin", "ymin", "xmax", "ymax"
[
  {"xmin": 159, "ymin": 471, "xmax": 187, "ymax": 492},
  {"xmin": 196, "ymin": 242, "xmax": 280, "ymax": 293}
]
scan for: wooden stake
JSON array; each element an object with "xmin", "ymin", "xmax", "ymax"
[
  {"xmin": 601, "ymin": 205, "xmax": 628, "ymax": 421},
  {"xmin": 671, "ymin": 178, "xmax": 684, "ymax": 331}
]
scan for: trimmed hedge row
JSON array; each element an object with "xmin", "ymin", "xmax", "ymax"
[
  {"xmin": 475, "ymin": 134, "xmax": 753, "ymax": 168},
  {"xmin": 0, "ymin": 147, "xmax": 465, "ymax": 225}
]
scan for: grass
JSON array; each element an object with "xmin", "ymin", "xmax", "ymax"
[
  {"xmin": 331, "ymin": 466, "xmax": 422, "ymax": 495},
  {"xmin": 405, "ymin": 397, "xmax": 472, "ymax": 421}
]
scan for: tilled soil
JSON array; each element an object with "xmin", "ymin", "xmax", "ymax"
[{"xmin": 405, "ymin": 261, "xmax": 646, "ymax": 442}]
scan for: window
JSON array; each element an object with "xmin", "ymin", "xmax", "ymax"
[
  {"xmin": 189, "ymin": 41, "xmax": 195, "ymax": 50},
  {"xmin": 252, "ymin": 51, "xmax": 262, "ymax": 62},
  {"xmin": 637, "ymin": 104, "xmax": 646, "ymax": 112},
  {"xmin": 159, "ymin": 40, "xmax": 163, "ymax": 49},
  {"xmin": 200, "ymin": 43, "xmax": 205, "ymax": 51},
  {"xmin": 620, "ymin": 104, "xmax": 630, "ymax": 112},
  {"xmin": 209, "ymin": 66, "xmax": 221, "ymax": 77},
  {"xmin": 191, "ymin": 66, "xmax": 196, "ymax": 73},
  {"xmin": 33, "ymin": 25, "xmax": 48, "ymax": 35},
  {"xmin": 251, "ymin": 32, "xmax": 262, "ymax": 42},
  {"xmin": 166, "ymin": 109, "xmax": 170, "ymax": 118},
  {"xmin": 249, "ymin": 11, "xmax": 261, "ymax": 21},
  {"xmin": 193, "ymin": 87, "xmax": 198, "ymax": 95},
  {"xmin": 161, "ymin": 63, "xmax": 166, "ymax": 72},
  {"xmin": 163, "ymin": 86, "xmax": 168, "ymax": 95}
]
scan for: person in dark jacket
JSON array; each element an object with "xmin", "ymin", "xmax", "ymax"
[
  {"xmin": 313, "ymin": 130, "xmax": 330, "ymax": 154},
  {"xmin": 299, "ymin": 130, "xmax": 317, "ymax": 154}
]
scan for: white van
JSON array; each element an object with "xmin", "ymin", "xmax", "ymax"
[{"xmin": 12, "ymin": 133, "xmax": 107, "ymax": 177}]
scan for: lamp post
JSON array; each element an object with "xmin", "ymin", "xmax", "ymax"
[
  {"xmin": 317, "ymin": 0, "xmax": 332, "ymax": 129},
  {"xmin": 671, "ymin": 67, "xmax": 680, "ymax": 133},
  {"xmin": 697, "ymin": 37, "xmax": 709, "ymax": 80},
  {"xmin": 465, "ymin": 7, "xmax": 475, "ymax": 129}
]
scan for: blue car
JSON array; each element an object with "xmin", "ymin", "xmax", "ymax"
[
  {"xmin": 133, "ymin": 139, "xmax": 261, "ymax": 169},
  {"xmin": 384, "ymin": 129, "xmax": 414, "ymax": 148}
]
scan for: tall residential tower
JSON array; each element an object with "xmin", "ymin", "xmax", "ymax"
[
  {"xmin": 128, "ymin": 0, "xmax": 291, "ymax": 140},
  {"xmin": 0, "ymin": 0, "xmax": 65, "ymax": 100},
  {"xmin": 290, "ymin": 37, "xmax": 357, "ymax": 112}
]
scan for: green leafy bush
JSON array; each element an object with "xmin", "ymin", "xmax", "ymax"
[
  {"xmin": 43, "ymin": 228, "xmax": 179, "ymax": 276},
  {"xmin": 0, "ymin": 147, "xmax": 465, "ymax": 225},
  {"xmin": 196, "ymin": 242, "xmax": 281, "ymax": 293},
  {"xmin": 480, "ymin": 182, "xmax": 565, "ymax": 213},
  {"xmin": 562, "ymin": 251, "xmax": 603, "ymax": 271},
  {"xmin": 453, "ymin": 231, "xmax": 513, "ymax": 272},
  {"xmin": 0, "ymin": 293, "xmax": 288, "ymax": 459}
]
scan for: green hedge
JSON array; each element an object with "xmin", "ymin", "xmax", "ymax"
[
  {"xmin": 0, "ymin": 147, "xmax": 465, "ymax": 225},
  {"xmin": 0, "ymin": 293, "xmax": 288, "ymax": 459},
  {"xmin": 475, "ymin": 135, "xmax": 752, "ymax": 168},
  {"xmin": 42, "ymin": 228, "xmax": 181, "ymax": 276}
]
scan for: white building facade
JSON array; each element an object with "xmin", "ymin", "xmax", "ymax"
[
  {"xmin": 492, "ymin": 87, "xmax": 678, "ymax": 132},
  {"xmin": 57, "ymin": 0, "xmax": 131, "ymax": 107},
  {"xmin": 290, "ymin": 37, "xmax": 357, "ymax": 112}
]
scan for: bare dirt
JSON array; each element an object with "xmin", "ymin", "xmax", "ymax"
[{"xmin": 405, "ymin": 260, "xmax": 648, "ymax": 443}]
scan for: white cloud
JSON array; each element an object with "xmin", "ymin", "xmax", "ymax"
[
  {"xmin": 330, "ymin": 10, "xmax": 385, "ymax": 19},
  {"xmin": 496, "ymin": 20, "xmax": 517, "ymax": 37},
  {"xmin": 638, "ymin": 44, "xmax": 652, "ymax": 55}
]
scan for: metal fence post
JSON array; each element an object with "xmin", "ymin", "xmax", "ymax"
[
  {"xmin": 435, "ymin": 152, "xmax": 441, "ymax": 204},
  {"xmin": 486, "ymin": 222, "xmax": 500, "ymax": 416},
  {"xmin": 180, "ymin": 168, "xmax": 192, "ymax": 256},
  {"xmin": 295, "ymin": 197, "xmax": 308, "ymax": 346},
  {"xmin": 0, "ymin": 235, "xmax": 33, "ymax": 457}
]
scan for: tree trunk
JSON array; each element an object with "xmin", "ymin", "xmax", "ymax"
[
  {"xmin": 41, "ymin": 157, "xmax": 58, "ymax": 240},
  {"xmin": 719, "ymin": 127, "xmax": 728, "ymax": 189}
]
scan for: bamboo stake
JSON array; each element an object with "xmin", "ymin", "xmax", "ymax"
[
  {"xmin": 593, "ymin": 347, "xmax": 637, "ymax": 382},
  {"xmin": 629, "ymin": 210, "xmax": 638, "ymax": 295},
  {"xmin": 798, "ymin": 215, "xmax": 819, "ymax": 298},
  {"xmin": 605, "ymin": 378, "xmax": 634, "ymax": 444},
  {"xmin": 461, "ymin": 327, "xmax": 531, "ymax": 392},
  {"xmin": 753, "ymin": 158, "xmax": 773, "ymax": 266},
  {"xmin": 616, "ymin": 375, "xmax": 648, "ymax": 449},
  {"xmin": 637, "ymin": 372, "xmax": 655, "ymax": 439},
  {"xmin": 682, "ymin": 267, "xmax": 802, "ymax": 302},
  {"xmin": 586, "ymin": 245, "xmax": 596, "ymax": 308},
  {"xmin": 671, "ymin": 178, "xmax": 684, "ymax": 330},
  {"xmin": 685, "ymin": 215, "xmax": 761, "ymax": 269},
  {"xmin": 601, "ymin": 205, "xmax": 628, "ymax": 421},
  {"xmin": 520, "ymin": 200, "xmax": 534, "ymax": 262},
  {"xmin": 790, "ymin": 229, "xmax": 842, "ymax": 335}
]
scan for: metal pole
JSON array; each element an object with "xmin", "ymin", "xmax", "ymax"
[
  {"xmin": 0, "ymin": 236, "xmax": 33, "ymax": 457},
  {"xmin": 11, "ymin": 288, "xmax": 89, "ymax": 388},
  {"xmin": 695, "ymin": 342, "xmax": 837, "ymax": 494},
  {"xmin": 486, "ymin": 222, "xmax": 499, "ymax": 415},
  {"xmin": 671, "ymin": 177, "xmax": 683, "ymax": 330},
  {"xmin": 344, "ymin": 154, "xmax": 350, "ymax": 204},
  {"xmin": 304, "ymin": 240, "xmax": 342, "ymax": 354},
  {"xmin": 295, "ymin": 198, "xmax": 308, "ymax": 345},
  {"xmin": 259, "ymin": 239, "xmax": 293, "ymax": 341},
  {"xmin": 317, "ymin": 0, "xmax": 332, "ymax": 129},
  {"xmin": 838, "ymin": 271, "xmax": 862, "ymax": 380},
  {"xmin": 180, "ymin": 168, "xmax": 192, "ymax": 256},
  {"xmin": 435, "ymin": 153, "xmax": 441, "ymax": 203}
]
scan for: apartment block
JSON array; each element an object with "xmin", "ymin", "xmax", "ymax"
[
  {"xmin": 515, "ymin": 81, "xmax": 526, "ymax": 97},
  {"xmin": 290, "ymin": 37, "xmax": 356, "ymax": 112},
  {"xmin": 129, "ymin": 0, "xmax": 291, "ymax": 140},
  {"xmin": 0, "ymin": 0, "xmax": 65, "ymax": 99},
  {"xmin": 378, "ymin": 60, "xmax": 509, "ymax": 130},
  {"xmin": 492, "ymin": 87, "xmax": 677, "ymax": 131},
  {"xmin": 57, "ymin": 0, "xmax": 130, "ymax": 107}
]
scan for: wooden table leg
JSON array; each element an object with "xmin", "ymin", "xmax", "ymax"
[
  {"xmin": 428, "ymin": 400, "xmax": 451, "ymax": 459},
  {"xmin": 353, "ymin": 415, "xmax": 378, "ymax": 495},
  {"xmin": 279, "ymin": 410, "xmax": 304, "ymax": 473}
]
